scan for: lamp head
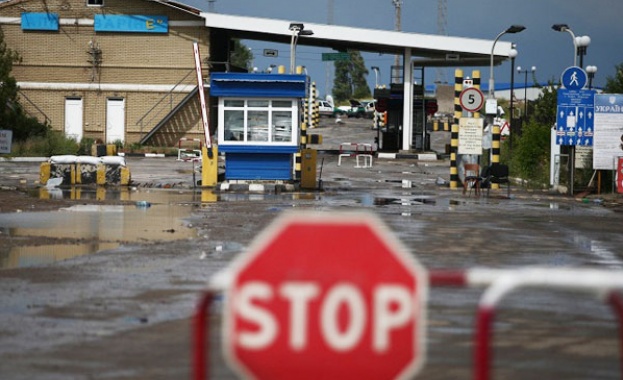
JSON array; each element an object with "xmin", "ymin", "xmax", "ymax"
[
  {"xmin": 289, "ymin": 23, "xmax": 304, "ymax": 32},
  {"xmin": 508, "ymin": 48, "xmax": 518, "ymax": 59},
  {"xmin": 505, "ymin": 25, "xmax": 526, "ymax": 34},
  {"xmin": 575, "ymin": 35, "xmax": 591, "ymax": 47},
  {"xmin": 299, "ymin": 30, "xmax": 314, "ymax": 36},
  {"xmin": 552, "ymin": 24, "xmax": 569, "ymax": 32}
]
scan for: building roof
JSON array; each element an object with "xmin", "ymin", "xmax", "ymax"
[
  {"xmin": 200, "ymin": 12, "xmax": 514, "ymax": 67},
  {"xmin": 0, "ymin": 0, "xmax": 513, "ymax": 66},
  {"xmin": 0, "ymin": 0, "xmax": 203, "ymax": 16}
]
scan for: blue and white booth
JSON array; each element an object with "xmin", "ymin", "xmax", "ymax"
[{"xmin": 210, "ymin": 72, "xmax": 308, "ymax": 181}]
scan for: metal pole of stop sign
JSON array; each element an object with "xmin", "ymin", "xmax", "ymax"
[
  {"xmin": 193, "ymin": 291, "xmax": 214, "ymax": 380},
  {"xmin": 609, "ymin": 292, "xmax": 623, "ymax": 380}
]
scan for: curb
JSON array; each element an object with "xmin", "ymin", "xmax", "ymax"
[
  {"xmin": 219, "ymin": 181, "xmax": 298, "ymax": 193},
  {"xmin": 377, "ymin": 152, "xmax": 439, "ymax": 161},
  {"xmin": 0, "ymin": 157, "xmax": 48, "ymax": 162}
]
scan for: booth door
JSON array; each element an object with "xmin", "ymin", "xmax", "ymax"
[
  {"xmin": 106, "ymin": 98, "xmax": 125, "ymax": 144},
  {"xmin": 65, "ymin": 97, "xmax": 83, "ymax": 142}
]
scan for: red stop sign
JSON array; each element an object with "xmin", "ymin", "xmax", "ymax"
[
  {"xmin": 375, "ymin": 98, "xmax": 388, "ymax": 113},
  {"xmin": 425, "ymin": 100, "xmax": 438, "ymax": 115},
  {"xmin": 223, "ymin": 212, "xmax": 427, "ymax": 380}
]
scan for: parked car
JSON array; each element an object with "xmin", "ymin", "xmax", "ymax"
[
  {"xmin": 362, "ymin": 100, "xmax": 376, "ymax": 117},
  {"xmin": 318, "ymin": 100, "xmax": 335, "ymax": 117},
  {"xmin": 336, "ymin": 99, "xmax": 368, "ymax": 118}
]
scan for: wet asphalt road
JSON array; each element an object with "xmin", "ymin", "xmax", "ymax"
[{"xmin": 1, "ymin": 119, "xmax": 623, "ymax": 379}]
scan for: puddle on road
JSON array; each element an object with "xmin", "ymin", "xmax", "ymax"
[
  {"xmin": 0, "ymin": 188, "xmax": 200, "ymax": 270},
  {"xmin": 372, "ymin": 195, "xmax": 437, "ymax": 206}
]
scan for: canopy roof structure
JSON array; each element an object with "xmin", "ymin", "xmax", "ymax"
[{"xmin": 199, "ymin": 12, "xmax": 514, "ymax": 67}]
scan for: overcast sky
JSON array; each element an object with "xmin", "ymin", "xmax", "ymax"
[{"xmin": 187, "ymin": 1, "xmax": 621, "ymax": 97}]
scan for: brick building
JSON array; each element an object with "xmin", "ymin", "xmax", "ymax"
[{"xmin": 0, "ymin": 0, "xmax": 213, "ymax": 146}]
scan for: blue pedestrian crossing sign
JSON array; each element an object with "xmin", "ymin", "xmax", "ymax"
[
  {"xmin": 556, "ymin": 66, "xmax": 594, "ymax": 146},
  {"xmin": 561, "ymin": 66, "xmax": 588, "ymax": 90}
]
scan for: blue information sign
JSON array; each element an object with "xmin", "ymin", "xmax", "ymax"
[{"xmin": 556, "ymin": 89, "xmax": 595, "ymax": 146}]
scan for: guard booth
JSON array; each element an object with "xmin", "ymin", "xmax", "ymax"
[
  {"xmin": 374, "ymin": 84, "xmax": 436, "ymax": 152},
  {"xmin": 374, "ymin": 87, "xmax": 401, "ymax": 152},
  {"xmin": 210, "ymin": 72, "xmax": 308, "ymax": 181}
]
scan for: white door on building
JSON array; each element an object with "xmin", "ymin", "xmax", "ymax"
[
  {"xmin": 106, "ymin": 98, "xmax": 125, "ymax": 144},
  {"xmin": 64, "ymin": 97, "xmax": 83, "ymax": 142}
]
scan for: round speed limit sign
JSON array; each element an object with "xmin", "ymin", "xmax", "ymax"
[{"xmin": 459, "ymin": 87, "xmax": 485, "ymax": 112}]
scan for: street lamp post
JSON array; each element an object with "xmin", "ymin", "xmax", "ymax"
[
  {"xmin": 516, "ymin": 65, "xmax": 536, "ymax": 128},
  {"xmin": 552, "ymin": 24, "xmax": 578, "ymax": 66},
  {"xmin": 289, "ymin": 23, "xmax": 314, "ymax": 74},
  {"xmin": 586, "ymin": 65, "xmax": 598, "ymax": 89},
  {"xmin": 371, "ymin": 66, "xmax": 380, "ymax": 88},
  {"xmin": 488, "ymin": 25, "xmax": 526, "ymax": 99},
  {"xmin": 509, "ymin": 47, "xmax": 518, "ymax": 150}
]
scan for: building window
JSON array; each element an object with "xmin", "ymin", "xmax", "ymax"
[
  {"xmin": 87, "ymin": 0, "xmax": 104, "ymax": 7},
  {"xmin": 219, "ymin": 98, "xmax": 297, "ymax": 145}
]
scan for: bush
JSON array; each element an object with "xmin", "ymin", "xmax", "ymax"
[
  {"xmin": 506, "ymin": 120, "xmax": 552, "ymax": 189},
  {"xmin": 13, "ymin": 131, "xmax": 80, "ymax": 157},
  {"xmin": 78, "ymin": 137, "xmax": 95, "ymax": 155}
]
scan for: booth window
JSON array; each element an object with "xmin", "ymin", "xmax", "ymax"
[{"xmin": 220, "ymin": 99, "xmax": 297, "ymax": 145}]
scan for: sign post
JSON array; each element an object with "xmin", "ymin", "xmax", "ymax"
[
  {"xmin": 555, "ymin": 66, "xmax": 595, "ymax": 195},
  {"xmin": 223, "ymin": 212, "xmax": 428, "ymax": 380}
]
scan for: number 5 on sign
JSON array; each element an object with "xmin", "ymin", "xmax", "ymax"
[{"xmin": 459, "ymin": 87, "xmax": 485, "ymax": 113}]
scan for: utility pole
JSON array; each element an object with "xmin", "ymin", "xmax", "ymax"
[
  {"xmin": 392, "ymin": 0, "xmax": 402, "ymax": 83},
  {"xmin": 326, "ymin": 0, "xmax": 335, "ymax": 97},
  {"xmin": 436, "ymin": 0, "xmax": 448, "ymax": 84}
]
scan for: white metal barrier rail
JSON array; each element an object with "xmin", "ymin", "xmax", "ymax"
[
  {"xmin": 337, "ymin": 142, "xmax": 374, "ymax": 168},
  {"xmin": 194, "ymin": 267, "xmax": 623, "ymax": 380},
  {"xmin": 430, "ymin": 268, "xmax": 623, "ymax": 380},
  {"xmin": 177, "ymin": 138, "xmax": 203, "ymax": 161}
]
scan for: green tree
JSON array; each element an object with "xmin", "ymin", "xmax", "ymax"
[
  {"xmin": 0, "ymin": 29, "xmax": 48, "ymax": 142},
  {"xmin": 229, "ymin": 39, "xmax": 253, "ymax": 71},
  {"xmin": 604, "ymin": 63, "xmax": 623, "ymax": 93},
  {"xmin": 332, "ymin": 51, "xmax": 371, "ymax": 103},
  {"xmin": 0, "ymin": 28, "xmax": 20, "ymax": 129},
  {"xmin": 502, "ymin": 80, "xmax": 559, "ymax": 188},
  {"xmin": 530, "ymin": 81, "xmax": 558, "ymax": 127},
  {"xmin": 509, "ymin": 120, "xmax": 552, "ymax": 186}
]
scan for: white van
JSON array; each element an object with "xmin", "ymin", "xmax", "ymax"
[{"xmin": 318, "ymin": 100, "xmax": 335, "ymax": 117}]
